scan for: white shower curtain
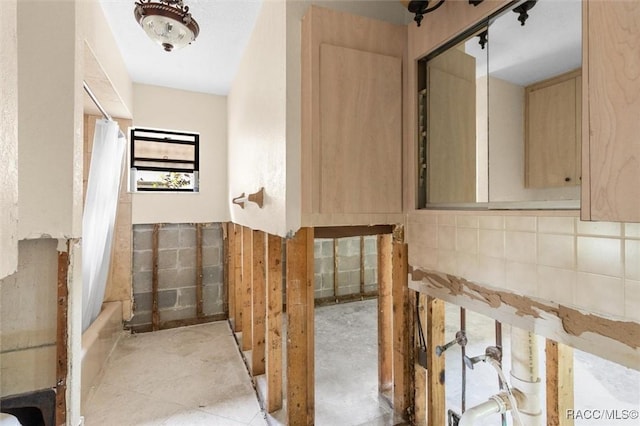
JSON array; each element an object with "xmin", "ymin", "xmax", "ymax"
[{"xmin": 82, "ymin": 119, "xmax": 126, "ymax": 332}]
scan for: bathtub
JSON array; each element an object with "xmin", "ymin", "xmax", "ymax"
[{"xmin": 81, "ymin": 301, "xmax": 123, "ymax": 407}]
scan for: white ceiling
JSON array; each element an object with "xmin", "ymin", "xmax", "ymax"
[
  {"xmin": 466, "ymin": 0, "xmax": 582, "ymax": 86},
  {"xmin": 99, "ymin": 0, "xmax": 263, "ymax": 95},
  {"xmin": 97, "ymin": 0, "xmax": 581, "ymax": 99}
]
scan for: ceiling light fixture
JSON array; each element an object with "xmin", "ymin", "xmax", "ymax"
[
  {"xmin": 134, "ymin": 0, "xmax": 200, "ymax": 52},
  {"xmin": 405, "ymin": 1, "xmax": 484, "ymax": 27}
]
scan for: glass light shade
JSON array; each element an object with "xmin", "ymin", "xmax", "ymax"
[
  {"xmin": 141, "ymin": 15, "xmax": 194, "ymax": 51},
  {"xmin": 134, "ymin": 1, "xmax": 199, "ymax": 52}
]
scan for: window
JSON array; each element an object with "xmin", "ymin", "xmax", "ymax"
[{"xmin": 130, "ymin": 127, "xmax": 199, "ymax": 192}]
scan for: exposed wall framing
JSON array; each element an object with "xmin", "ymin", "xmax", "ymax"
[
  {"xmin": 392, "ymin": 234, "xmax": 415, "ymax": 421},
  {"xmin": 286, "ymin": 227, "xmax": 315, "ymax": 425},
  {"xmin": 426, "ymin": 296, "xmax": 445, "ymax": 426},
  {"xmin": 225, "ymin": 223, "xmax": 410, "ymax": 425},
  {"xmin": 251, "ymin": 230, "xmax": 266, "ymax": 376},
  {"xmin": 377, "ymin": 234, "xmax": 394, "ymax": 400},
  {"xmin": 546, "ymin": 339, "xmax": 575, "ymax": 426},
  {"xmin": 266, "ymin": 234, "xmax": 283, "ymax": 412},
  {"xmin": 241, "ymin": 226, "xmax": 253, "ymax": 351},
  {"xmin": 55, "ymin": 243, "xmax": 70, "ymax": 426}
]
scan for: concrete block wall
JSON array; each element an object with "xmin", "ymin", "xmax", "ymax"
[
  {"xmin": 129, "ymin": 223, "xmax": 224, "ymax": 328},
  {"xmin": 313, "ymin": 236, "xmax": 378, "ymax": 299}
]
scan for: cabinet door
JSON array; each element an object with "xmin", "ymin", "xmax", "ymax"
[
  {"xmin": 525, "ymin": 74, "xmax": 579, "ymax": 188},
  {"xmin": 582, "ymin": 0, "xmax": 640, "ymax": 222},
  {"xmin": 319, "ymin": 44, "xmax": 402, "ymax": 213}
]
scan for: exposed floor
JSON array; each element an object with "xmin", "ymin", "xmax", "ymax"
[{"xmin": 83, "ymin": 322, "xmax": 267, "ymax": 426}]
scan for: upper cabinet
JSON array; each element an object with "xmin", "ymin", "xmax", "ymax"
[
  {"xmin": 525, "ymin": 69, "xmax": 581, "ymax": 189},
  {"xmin": 301, "ymin": 6, "xmax": 406, "ymax": 225},
  {"xmin": 582, "ymin": 0, "xmax": 640, "ymax": 222}
]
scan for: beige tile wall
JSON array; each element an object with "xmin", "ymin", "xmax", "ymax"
[{"xmin": 407, "ymin": 211, "xmax": 640, "ymax": 322}]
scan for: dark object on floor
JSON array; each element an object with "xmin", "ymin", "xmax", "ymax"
[{"xmin": 1, "ymin": 389, "xmax": 56, "ymax": 426}]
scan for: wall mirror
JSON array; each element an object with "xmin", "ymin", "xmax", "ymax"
[{"xmin": 418, "ymin": 0, "xmax": 582, "ymax": 209}]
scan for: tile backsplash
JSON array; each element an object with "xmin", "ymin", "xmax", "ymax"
[{"xmin": 407, "ymin": 211, "xmax": 640, "ymax": 321}]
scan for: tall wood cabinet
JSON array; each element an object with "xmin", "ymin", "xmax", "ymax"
[
  {"xmin": 582, "ymin": 0, "xmax": 640, "ymax": 222},
  {"xmin": 301, "ymin": 6, "xmax": 406, "ymax": 224}
]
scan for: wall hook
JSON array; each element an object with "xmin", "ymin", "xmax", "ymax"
[
  {"xmin": 247, "ymin": 187, "xmax": 264, "ymax": 208},
  {"xmin": 232, "ymin": 192, "xmax": 247, "ymax": 209},
  {"xmin": 232, "ymin": 187, "xmax": 265, "ymax": 209}
]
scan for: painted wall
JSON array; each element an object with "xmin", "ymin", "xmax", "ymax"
[
  {"xmin": 132, "ymin": 84, "xmax": 229, "ymax": 224},
  {"xmin": 228, "ymin": 0, "xmax": 288, "ymax": 236},
  {"xmin": 0, "ymin": 0, "xmax": 18, "ymax": 279},
  {"xmin": 17, "ymin": 0, "xmax": 83, "ymax": 240}
]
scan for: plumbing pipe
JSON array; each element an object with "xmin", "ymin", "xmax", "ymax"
[
  {"xmin": 510, "ymin": 327, "xmax": 543, "ymax": 426},
  {"xmin": 458, "ymin": 392, "xmax": 510, "ymax": 426}
]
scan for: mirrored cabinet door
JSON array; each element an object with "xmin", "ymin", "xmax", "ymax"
[{"xmin": 418, "ymin": 0, "xmax": 582, "ymax": 209}]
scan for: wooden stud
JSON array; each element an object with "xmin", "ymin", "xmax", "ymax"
[
  {"xmin": 314, "ymin": 224, "xmax": 395, "ymax": 239},
  {"xmin": 426, "ymin": 296, "xmax": 445, "ymax": 426},
  {"xmin": 152, "ymin": 224, "xmax": 160, "ymax": 331},
  {"xmin": 377, "ymin": 234, "xmax": 393, "ymax": 398},
  {"xmin": 196, "ymin": 223, "xmax": 204, "ymax": 318},
  {"xmin": 251, "ymin": 230, "xmax": 267, "ymax": 376},
  {"xmin": 222, "ymin": 223, "xmax": 230, "ymax": 318},
  {"xmin": 286, "ymin": 227, "xmax": 314, "ymax": 426},
  {"xmin": 392, "ymin": 238, "xmax": 414, "ymax": 420},
  {"xmin": 414, "ymin": 293, "xmax": 428, "ymax": 426},
  {"xmin": 242, "ymin": 226, "xmax": 253, "ymax": 351},
  {"xmin": 233, "ymin": 224, "xmax": 243, "ymax": 332},
  {"xmin": 55, "ymin": 244, "xmax": 69, "ymax": 426},
  {"xmin": 266, "ymin": 234, "xmax": 283, "ymax": 412},
  {"xmin": 359, "ymin": 236, "xmax": 365, "ymax": 296},
  {"xmin": 333, "ymin": 238, "xmax": 339, "ymax": 298},
  {"xmin": 546, "ymin": 339, "xmax": 575, "ymax": 426},
  {"xmin": 227, "ymin": 223, "xmax": 236, "ymax": 325}
]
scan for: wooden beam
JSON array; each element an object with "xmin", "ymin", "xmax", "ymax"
[
  {"xmin": 314, "ymin": 224, "xmax": 394, "ymax": 239},
  {"xmin": 392, "ymin": 237, "xmax": 414, "ymax": 420},
  {"xmin": 414, "ymin": 293, "xmax": 427, "ymax": 426},
  {"xmin": 359, "ymin": 236, "xmax": 365, "ymax": 296},
  {"xmin": 152, "ymin": 224, "xmax": 160, "ymax": 331},
  {"xmin": 242, "ymin": 226, "xmax": 253, "ymax": 351},
  {"xmin": 333, "ymin": 238, "xmax": 339, "ymax": 298},
  {"xmin": 252, "ymin": 230, "xmax": 267, "ymax": 376},
  {"xmin": 314, "ymin": 291, "xmax": 378, "ymax": 307},
  {"xmin": 377, "ymin": 234, "xmax": 393, "ymax": 399},
  {"xmin": 129, "ymin": 313, "xmax": 228, "ymax": 333},
  {"xmin": 286, "ymin": 227, "xmax": 314, "ymax": 426},
  {"xmin": 55, "ymin": 244, "xmax": 69, "ymax": 426},
  {"xmin": 196, "ymin": 223, "xmax": 204, "ymax": 318},
  {"xmin": 222, "ymin": 223, "xmax": 230, "ymax": 317},
  {"xmin": 546, "ymin": 339, "xmax": 574, "ymax": 426},
  {"xmin": 227, "ymin": 223, "xmax": 235, "ymax": 325},
  {"xmin": 233, "ymin": 224, "xmax": 243, "ymax": 332},
  {"xmin": 426, "ymin": 296, "xmax": 445, "ymax": 426},
  {"xmin": 266, "ymin": 234, "xmax": 283, "ymax": 412}
]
